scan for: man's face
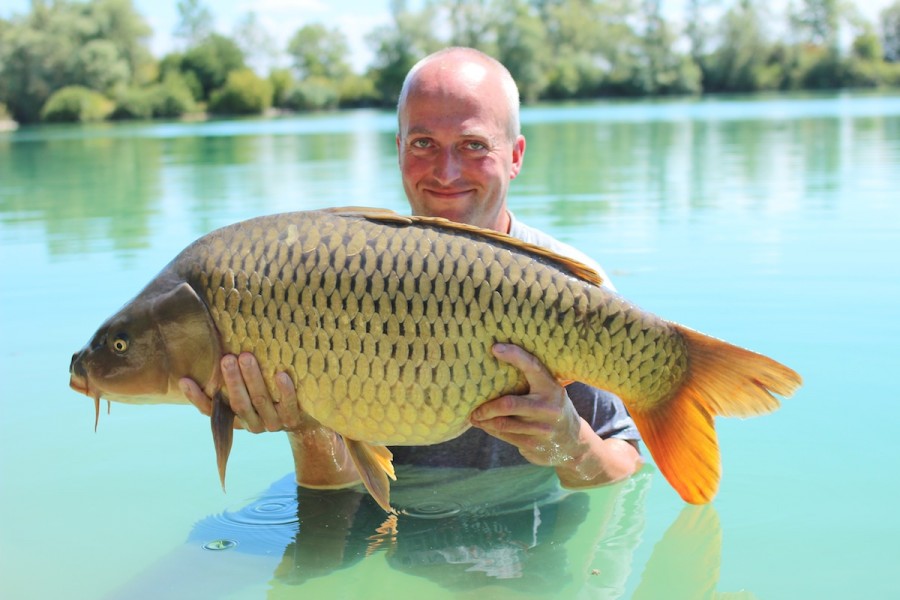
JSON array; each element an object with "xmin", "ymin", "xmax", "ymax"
[{"xmin": 396, "ymin": 62, "xmax": 525, "ymax": 232}]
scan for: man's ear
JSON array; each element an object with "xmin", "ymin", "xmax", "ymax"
[{"xmin": 510, "ymin": 135, "xmax": 526, "ymax": 179}]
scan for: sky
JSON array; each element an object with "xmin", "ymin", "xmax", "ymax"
[{"xmin": 2, "ymin": 0, "xmax": 895, "ymax": 73}]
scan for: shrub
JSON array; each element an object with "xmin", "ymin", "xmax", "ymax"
[
  {"xmin": 338, "ymin": 74, "xmax": 380, "ymax": 107},
  {"xmin": 284, "ymin": 76, "xmax": 340, "ymax": 111},
  {"xmin": 208, "ymin": 69, "xmax": 272, "ymax": 115},
  {"xmin": 153, "ymin": 73, "xmax": 198, "ymax": 118},
  {"xmin": 883, "ymin": 62, "xmax": 900, "ymax": 87},
  {"xmin": 111, "ymin": 87, "xmax": 157, "ymax": 119},
  {"xmin": 111, "ymin": 74, "xmax": 197, "ymax": 120},
  {"xmin": 268, "ymin": 68, "xmax": 295, "ymax": 109},
  {"xmin": 40, "ymin": 86, "xmax": 114, "ymax": 123}
]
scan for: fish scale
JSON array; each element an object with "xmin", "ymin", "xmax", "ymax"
[{"xmin": 70, "ymin": 207, "xmax": 801, "ymax": 511}]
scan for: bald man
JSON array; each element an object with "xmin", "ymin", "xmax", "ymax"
[{"xmin": 181, "ymin": 47, "xmax": 642, "ymax": 496}]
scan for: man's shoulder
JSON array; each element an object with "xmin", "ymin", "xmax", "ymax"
[{"xmin": 507, "ymin": 213, "xmax": 614, "ymax": 290}]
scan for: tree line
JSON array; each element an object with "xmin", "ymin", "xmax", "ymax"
[{"xmin": 1, "ymin": 0, "xmax": 899, "ymax": 125}]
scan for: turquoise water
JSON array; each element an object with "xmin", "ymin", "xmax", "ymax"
[{"xmin": 1, "ymin": 92, "xmax": 898, "ymax": 598}]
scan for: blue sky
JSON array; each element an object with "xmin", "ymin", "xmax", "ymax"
[{"xmin": 3, "ymin": 0, "xmax": 894, "ymax": 72}]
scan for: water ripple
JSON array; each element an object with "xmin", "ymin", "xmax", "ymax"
[
  {"xmin": 221, "ymin": 495, "xmax": 300, "ymax": 527},
  {"xmin": 189, "ymin": 493, "xmax": 300, "ymax": 554},
  {"xmin": 399, "ymin": 500, "xmax": 463, "ymax": 519}
]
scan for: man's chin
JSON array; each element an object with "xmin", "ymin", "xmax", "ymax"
[{"xmin": 414, "ymin": 200, "xmax": 473, "ymax": 222}]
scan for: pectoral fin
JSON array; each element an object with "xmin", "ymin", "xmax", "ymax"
[
  {"xmin": 344, "ymin": 439, "xmax": 396, "ymax": 513},
  {"xmin": 211, "ymin": 391, "xmax": 235, "ymax": 491}
]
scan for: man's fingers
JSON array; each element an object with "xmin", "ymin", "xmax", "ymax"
[
  {"xmin": 179, "ymin": 377, "xmax": 212, "ymax": 416},
  {"xmin": 220, "ymin": 354, "xmax": 262, "ymax": 432},
  {"xmin": 492, "ymin": 343, "xmax": 560, "ymax": 396},
  {"xmin": 472, "ymin": 414, "xmax": 552, "ymax": 436},
  {"xmin": 274, "ymin": 372, "xmax": 304, "ymax": 430},
  {"xmin": 275, "ymin": 372, "xmax": 295, "ymax": 400},
  {"xmin": 237, "ymin": 353, "xmax": 281, "ymax": 432},
  {"xmin": 471, "ymin": 394, "xmax": 560, "ymax": 423}
]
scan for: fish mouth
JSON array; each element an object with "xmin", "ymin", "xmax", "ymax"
[
  {"xmin": 69, "ymin": 372, "xmax": 90, "ymax": 396},
  {"xmin": 68, "ymin": 371, "xmax": 104, "ymax": 432}
]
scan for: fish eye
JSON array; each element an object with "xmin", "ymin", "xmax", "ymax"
[{"xmin": 111, "ymin": 333, "xmax": 129, "ymax": 354}]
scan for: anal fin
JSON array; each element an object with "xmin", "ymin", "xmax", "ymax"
[
  {"xmin": 344, "ymin": 438, "xmax": 396, "ymax": 513},
  {"xmin": 211, "ymin": 391, "xmax": 235, "ymax": 492}
]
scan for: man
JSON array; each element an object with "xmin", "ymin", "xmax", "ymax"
[{"xmin": 180, "ymin": 47, "xmax": 642, "ymax": 495}]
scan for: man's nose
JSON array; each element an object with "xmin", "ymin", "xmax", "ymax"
[{"xmin": 432, "ymin": 148, "xmax": 461, "ymax": 184}]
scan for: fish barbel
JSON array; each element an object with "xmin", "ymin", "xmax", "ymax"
[{"xmin": 68, "ymin": 207, "xmax": 802, "ymax": 511}]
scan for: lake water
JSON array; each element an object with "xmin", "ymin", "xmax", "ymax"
[{"xmin": 1, "ymin": 91, "xmax": 899, "ymax": 599}]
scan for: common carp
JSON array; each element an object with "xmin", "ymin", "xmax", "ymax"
[{"xmin": 69, "ymin": 207, "xmax": 801, "ymax": 511}]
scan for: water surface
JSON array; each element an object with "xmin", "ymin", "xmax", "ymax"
[{"xmin": 1, "ymin": 92, "xmax": 898, "ymax": 599}]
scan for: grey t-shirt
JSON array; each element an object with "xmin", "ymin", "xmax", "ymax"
[{"xmin": 391, "ymin": 213, "xmax": 640, "ymax": 468}]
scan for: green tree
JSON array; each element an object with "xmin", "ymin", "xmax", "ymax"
[
  {"xmin": 445, "ymin": 0, "xmax": 496, "ymax": 53},
  {"xmin": 882, "ymin": 1, "xmax": 900, "ymax": 61},
  {"xmin": 208, "ymin": 68, "xmax": 272, "ymax": 114},
  {"xmin": 366, "ymin": 0, "xmax": 440, "ymax": 105},
  {"xmin": 175, "ymin": 0, "xmax": 214, "ymax": 48},
  {"xmin": 287, "ymin": 24, "xmax": 352, "ymax": 80},
  {"xmin": 90, "ymin": 0, "xmax": 155, "ymax": 84},
  {"xmin": 180, "ymin": 33, "xmax": 246, "ymax": 100},
  {"xmin": 852, "ymin": 31, "xmax": 883, "ymax": 61},
  {"xmin": 633, "ymin": 0, "xmax": 700, "ymax": 95},
  {"xmin": 790, "ymin": 0, "xmax": 842, "ymax": 51},
  {"xmin": 74, "ymin": 39, "xmax": 131, "ymax": 92},
  {"xmin": 0, "ymin": 0, "xmax": 152, "ymax": 124},
  {"xmin": 268, "ymin": 68, "xmax": 296, "ymax": 108},
  {"xmin": 704, "ymin": 1, "xmax": 778, "ymax": 92},
  {"xmin": 233, "ymin": 11, "xmax": 278, "ymax": 74},
  {"xmin": 538, "ymin": 0, "xmax": 607, "ymax": 97},
  {"xmin": 685, "ymin": 0, "xmax": 713, "ymax": 68},
  {"xmin": 494, "ymin": 0, "xmax": 550, "ymax": 102}
]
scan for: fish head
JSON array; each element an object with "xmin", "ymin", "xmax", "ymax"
[{"xmin": 69, "ymin": 281, "xmax": 221, "ymax": 407}]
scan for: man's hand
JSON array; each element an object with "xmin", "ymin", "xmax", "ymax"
[
  {"xmin": 471, "ymin": 343, "xmax": 642, "ymax": 487},
  {"xmin": 179, "ymin": 353, "xmax": 304, "ymax": 432},
  {"xmin": 469, "ymin": 343, "xmax": 585, "ymax": 466},
  {"xmin": 180, "ymin": 354, "xmax": 361, "ymax": 488}
]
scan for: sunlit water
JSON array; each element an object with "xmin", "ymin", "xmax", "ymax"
[{"xmin": 1, "ymin": 91, "xmax": 898, "ymax": 599}]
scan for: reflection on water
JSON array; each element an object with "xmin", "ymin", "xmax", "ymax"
[{"xmin": 104, "ymin": 467, "xmax": 747, "ymax": 599}]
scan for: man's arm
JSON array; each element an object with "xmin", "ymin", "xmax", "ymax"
[{"xmin": 470, "ymin": 343, "xmax": 643, "ymax": 488}]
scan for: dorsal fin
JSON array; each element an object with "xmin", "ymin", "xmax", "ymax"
[{"xmin": 321, "ymin": 206, "xmax": 604, "ymax": 287}]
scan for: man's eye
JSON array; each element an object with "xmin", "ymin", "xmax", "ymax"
[
  {"xmin": 411, "ymin": 138, "xmax": 431, "ymax": 149},
  {"xmin": 465, "ymin": 141, "xmax": 487, "ymax": 151}
]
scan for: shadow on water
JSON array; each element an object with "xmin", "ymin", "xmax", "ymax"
[{"xmin": 104, "ymin": 466, "xmax": 752, "ymax": 599}]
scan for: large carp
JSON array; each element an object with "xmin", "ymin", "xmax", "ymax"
[{"xmin": 69, "ymin": 208, "xmax": 801, "ymax": 511}]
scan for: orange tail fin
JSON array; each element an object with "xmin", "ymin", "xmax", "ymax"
[{"xmin": 629, "ymin": 324, "xmax": 802, "ymax": 504}]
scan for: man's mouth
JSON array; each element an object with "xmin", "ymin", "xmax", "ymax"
[{"xmin": 423, "ymin": 188, "xmax": 473, "ymax": 200}]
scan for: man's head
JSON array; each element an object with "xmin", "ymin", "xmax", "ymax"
[{"xmin": 396, "ymin": 47, "xmax": 526, "ymax": 232}]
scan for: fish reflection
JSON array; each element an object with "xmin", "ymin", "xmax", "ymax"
[
  {"xmin": 106, "ymin": 467, "xmax": 750, "ymax": 599},
  {"xmin": 631, "ymin": 505, "xmax": 757, "ymax": 600}
]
